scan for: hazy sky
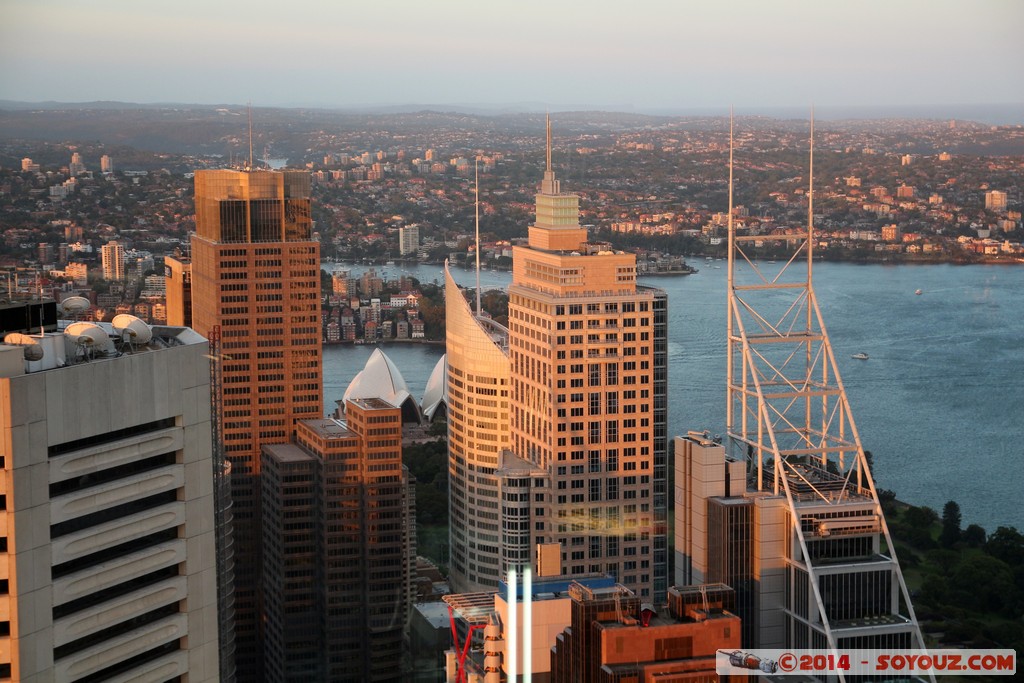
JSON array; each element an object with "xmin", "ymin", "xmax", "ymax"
[{"xmin": 1, "ymin": 0, "xmax": 1021, "ymax": 111}]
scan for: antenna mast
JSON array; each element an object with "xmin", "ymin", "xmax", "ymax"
[
  {"xmin": 726, "ymin": 107, "xmax": 735, "ymax": 438},
  {"xmin": 475, "ymin": 157, "xmax": 482, "ymax": 316},
  {"xmin": 546, "ymin": 113, "xmax": 552, "ymax": 172},
  {"xmin": 808, "ymin": 106, "xmax": 815, "ymax": 285},
  {"xmin": 247, "ymin": 102, "xmax": 254, "ymax": 171}
]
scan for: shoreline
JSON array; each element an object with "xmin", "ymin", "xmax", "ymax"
[{"xmin": 324, "ymin": 337, "xmax": 445, "ymax": 347}]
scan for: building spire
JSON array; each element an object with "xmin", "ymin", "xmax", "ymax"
[
  {"xmin": 540, "ymin": 113, "xmax": 560, "ymax": 195},
  {"xmin": 546, "ymin": 112, "xmax": 552, "ymax": 172}
]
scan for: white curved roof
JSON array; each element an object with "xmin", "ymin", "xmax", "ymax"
[
  {"xmin": 421, "ymin": 354, "xmax": 448, "ymax": 421},
  {"xmin": 342, "ymin": 348, "xmax": 418, "ymax": 418}
]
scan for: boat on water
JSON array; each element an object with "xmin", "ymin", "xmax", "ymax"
[
  {"xmin": 851, "ymin": 352, "xmax": 869, "ymax": 360},
  {"xmin": 915, "ymin": 289, "xmax": 923, "ymax": 295}
]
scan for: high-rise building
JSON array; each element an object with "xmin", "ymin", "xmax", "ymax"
[
  {"xmin": 101, "ymin": 154, "xmax": 113, "ymax": 173},
  {"xmin": 399, "ymin": 223, "xmax": 420, "ymax": 255},
  {"xmin": 444, "ymin": 265, "xmax": 512, "ymax": 592},
  {"xmin": 37, "ymin": 242, "xmax": 55, "ymax": 266},
  {"xmin": 986, "ymin": 189, "xmax": 1008, "ymax": 211},
  {"xmin": 0, "ymin": 322, "xmax": 219, "ymax": 681},
  {"xmin": 331, "ymin": 268, "xmax": 354, "ymax": 297},
  {"xmin": 101, "ymin": 240, "xmax": 125, "ymax": 281},
  {"xmin": 675, "ymin": 117, "xmax": 926, "ymax": 654},
  {"xmin": 260, "ymin": 402, "xmax": 415, "ymax": 681},
  {"xmin": 189, "ymin": 168, "xmax": 323, "ymax": 679},
  {"xmin": 446, "ymin": 118, "xmax": 668, "ymax": 601},
  {"xmin": 164, "ymin": 255, "xmax": 193, "ymax": 327},
  {"xmin": 69, "ymin": 152, "xmax": 85, "ymax": 176}
]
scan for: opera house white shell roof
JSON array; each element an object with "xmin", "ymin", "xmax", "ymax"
[
  {"xmin": 341, "ymin": 347, "xmax": 421, "ymax": 422},
  {"xmin": 421, "ymin": 354, "xmax": 448, "ymax": 421}
]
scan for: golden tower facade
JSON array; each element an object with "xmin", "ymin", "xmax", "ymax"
[
  {"xmin": 189, "ymin": 169, "xmax": 323, "ymax": 677},
  {"xmin": 446, "ymin": 119, "xmax": 669, "ymax": 601}
]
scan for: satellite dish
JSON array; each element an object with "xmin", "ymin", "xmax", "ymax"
[
  {"xmin": 60, "ymin": 296, "xmax": 91, "ymax": 317},
  {"xmin": 4, "ymin": 333, "xmax": 44, "ymax": 361},
  {"xmin": 64, "ymin": 322, "xmax": 115, "ymax": 355},
  {"xmin": 111, "ymin": 314, "xmax": 153, "ymax": 345}
]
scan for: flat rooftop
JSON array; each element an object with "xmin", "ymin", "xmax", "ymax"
[
  {"xmin": 261, "ymin": 443, "xmax": 316, "ymax": 464},
  {"xmin": 300, "ymin": 418, "xmax": 354, "ymax": 440}
]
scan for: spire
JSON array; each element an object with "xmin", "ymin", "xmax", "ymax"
[
  {"xmin": 540, "ymin": 113, "xmax": 560, "ymax": 195},
  {"xmin": 475, "ymin": 157, "xmax": 482, "ymax": 317},
  {"xmin": 247, "ymin": 102, "xmax": 253, "ymax": 171},
  {"xmin": 546, "ymin": 113, "xmax": 552, "ymax": 172}
]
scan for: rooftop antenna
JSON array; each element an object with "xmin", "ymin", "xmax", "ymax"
[
  {"xmin": 808, "ymin": 105, "xmax": 815, "ymax": 286},
  {"xmin": 725, "ymin": 106, "xmax": 735, "ymax": 437},
  {"xmin": 546, "ymin": 112, "xmax": 552, "ymax": 173},
  {"xmin": 475, "ymin": 157, "xmax": 482, "ymax": 316},
  {"xmin": 247, "ymin": 102, "xmax": 254, "ymax": 171}
]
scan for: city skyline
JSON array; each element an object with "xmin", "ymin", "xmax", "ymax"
[{"xmin": 1, "ymin": 1, "xmax": 1021, "ymax": 113}]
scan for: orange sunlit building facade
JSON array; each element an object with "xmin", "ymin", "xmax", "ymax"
[
  {"xmin": 189, "ymin": 169, "xmax": 323, "ymax": 678},
  {"xmin": 447, "ymin": 120, "xmax": 669, "ymax": 602}
]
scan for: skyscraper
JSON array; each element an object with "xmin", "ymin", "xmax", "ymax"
[
  {"xmin": 399, "ymin": 223, "xmax": 420, "ymax": 256},
  {"xmin": 101, "ymin": 240, "xmax": 125, "ymax": 281},
  {"xmin": 444, "ymin": 265, "xmax": 511, "ymax": 592},
  {"xmin": 676, "ymin": 116, "xmax": 926, "ymax": 654},
  {"xmin": 189, "ymin": 168, "xmax": 323, "ymax": 678},
  {"xmin": 0, "ymin": 322, "xmax": 219, "ymax": 681},
  {"xmin": 164, "ymin": 254, "xmax": 193, "ymax": 327},
  {"xmin": 446, "ymin": 118, "xmax": 668, "ymax": 601},
  {"xmin": 257, "ymin": 399, "xmax": 415, "ymax": 681}
]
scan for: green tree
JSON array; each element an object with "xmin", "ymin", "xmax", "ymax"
[
  {"xmin": 940, "ymin": 500, "xmax": 962, "ymax": 548},
  {"xmin": 986, "ymin": 526, "xmax": 1024, "ymax": 567},
  {"xmin": 962, "ymin": 523, "xmax": 987, "ymax": 548}
]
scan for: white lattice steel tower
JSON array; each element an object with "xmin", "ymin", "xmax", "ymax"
[{"xmin": 724, "ymin": 113, "xmax": 929, "ymax": 675}]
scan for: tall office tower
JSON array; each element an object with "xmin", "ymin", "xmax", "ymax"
[
  {"xmin": 164, "ymin": 255, "xmax": 193, "ymax": 327},
  {"xmin": 0, "ymin": 323, "xmax": 219, "ymax": 681},
  {"xmin": 444, "ymin": 264, "xmax": 511, "ymax": 592},
  {"xmin": 260, "ymin": 403, "xmax": 415, "ymax": 681},
  {"xmin": 507, "ymin": 118, "xmax": 667, "ymax": 601},
  {"xmin": 100, "ymin": 154, "xmax": 113, "ymax": 173},
  {"xmin": 101, "ymin": 240, "xmax": 125, "ymax": 281},
  {"xmin": 399, "ymin": 223, "xmax": 420, "ymax": 256},
  {"xmin": 445, "ymin": 119, "xmax": 668, "ymax": 601},
  {"xmin": 189, "ymin": 168, "xmax": 323, "ymax": 678},
  {"xmin": 676, "ymin": 117, "xmax": 926, "ymax": 655}
]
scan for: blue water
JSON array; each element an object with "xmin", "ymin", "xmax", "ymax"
[{"xmin": 322, "ymin": 261, "xmax": 1024, "ymax": 533}]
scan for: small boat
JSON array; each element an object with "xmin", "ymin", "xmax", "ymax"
[
  {"xmin": 851, "ymin": 352, "xmax": 869, "ymax": 360},
  {"xmin": 915, "ymin": 289, "xmax": 923, "ymax": 295}
]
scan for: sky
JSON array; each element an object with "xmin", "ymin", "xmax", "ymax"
[{"xmin": 1, "ymin": 0, "xmax": 1021, "ymax": 113}]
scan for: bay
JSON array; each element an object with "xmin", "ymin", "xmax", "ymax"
[{"xmin": 322, "ymin": 260, "xmax": 1024, "ymax": 533}]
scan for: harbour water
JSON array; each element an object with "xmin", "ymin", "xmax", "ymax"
[{"xmin": 323, "ymin": 261, "xmax": 1024, "ymax": 532}]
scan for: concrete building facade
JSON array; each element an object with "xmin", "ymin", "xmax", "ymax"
[
  {"xmin": 399, "ymin": 224, "xmax": 420, "ymax": 256},
  {"xmin": 101, "ymin": 241, "xmax": 125, "ymax": 281},
  {"xmin": 0, "ymin": 324, "xmax": 219, "ymax": 682}
]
